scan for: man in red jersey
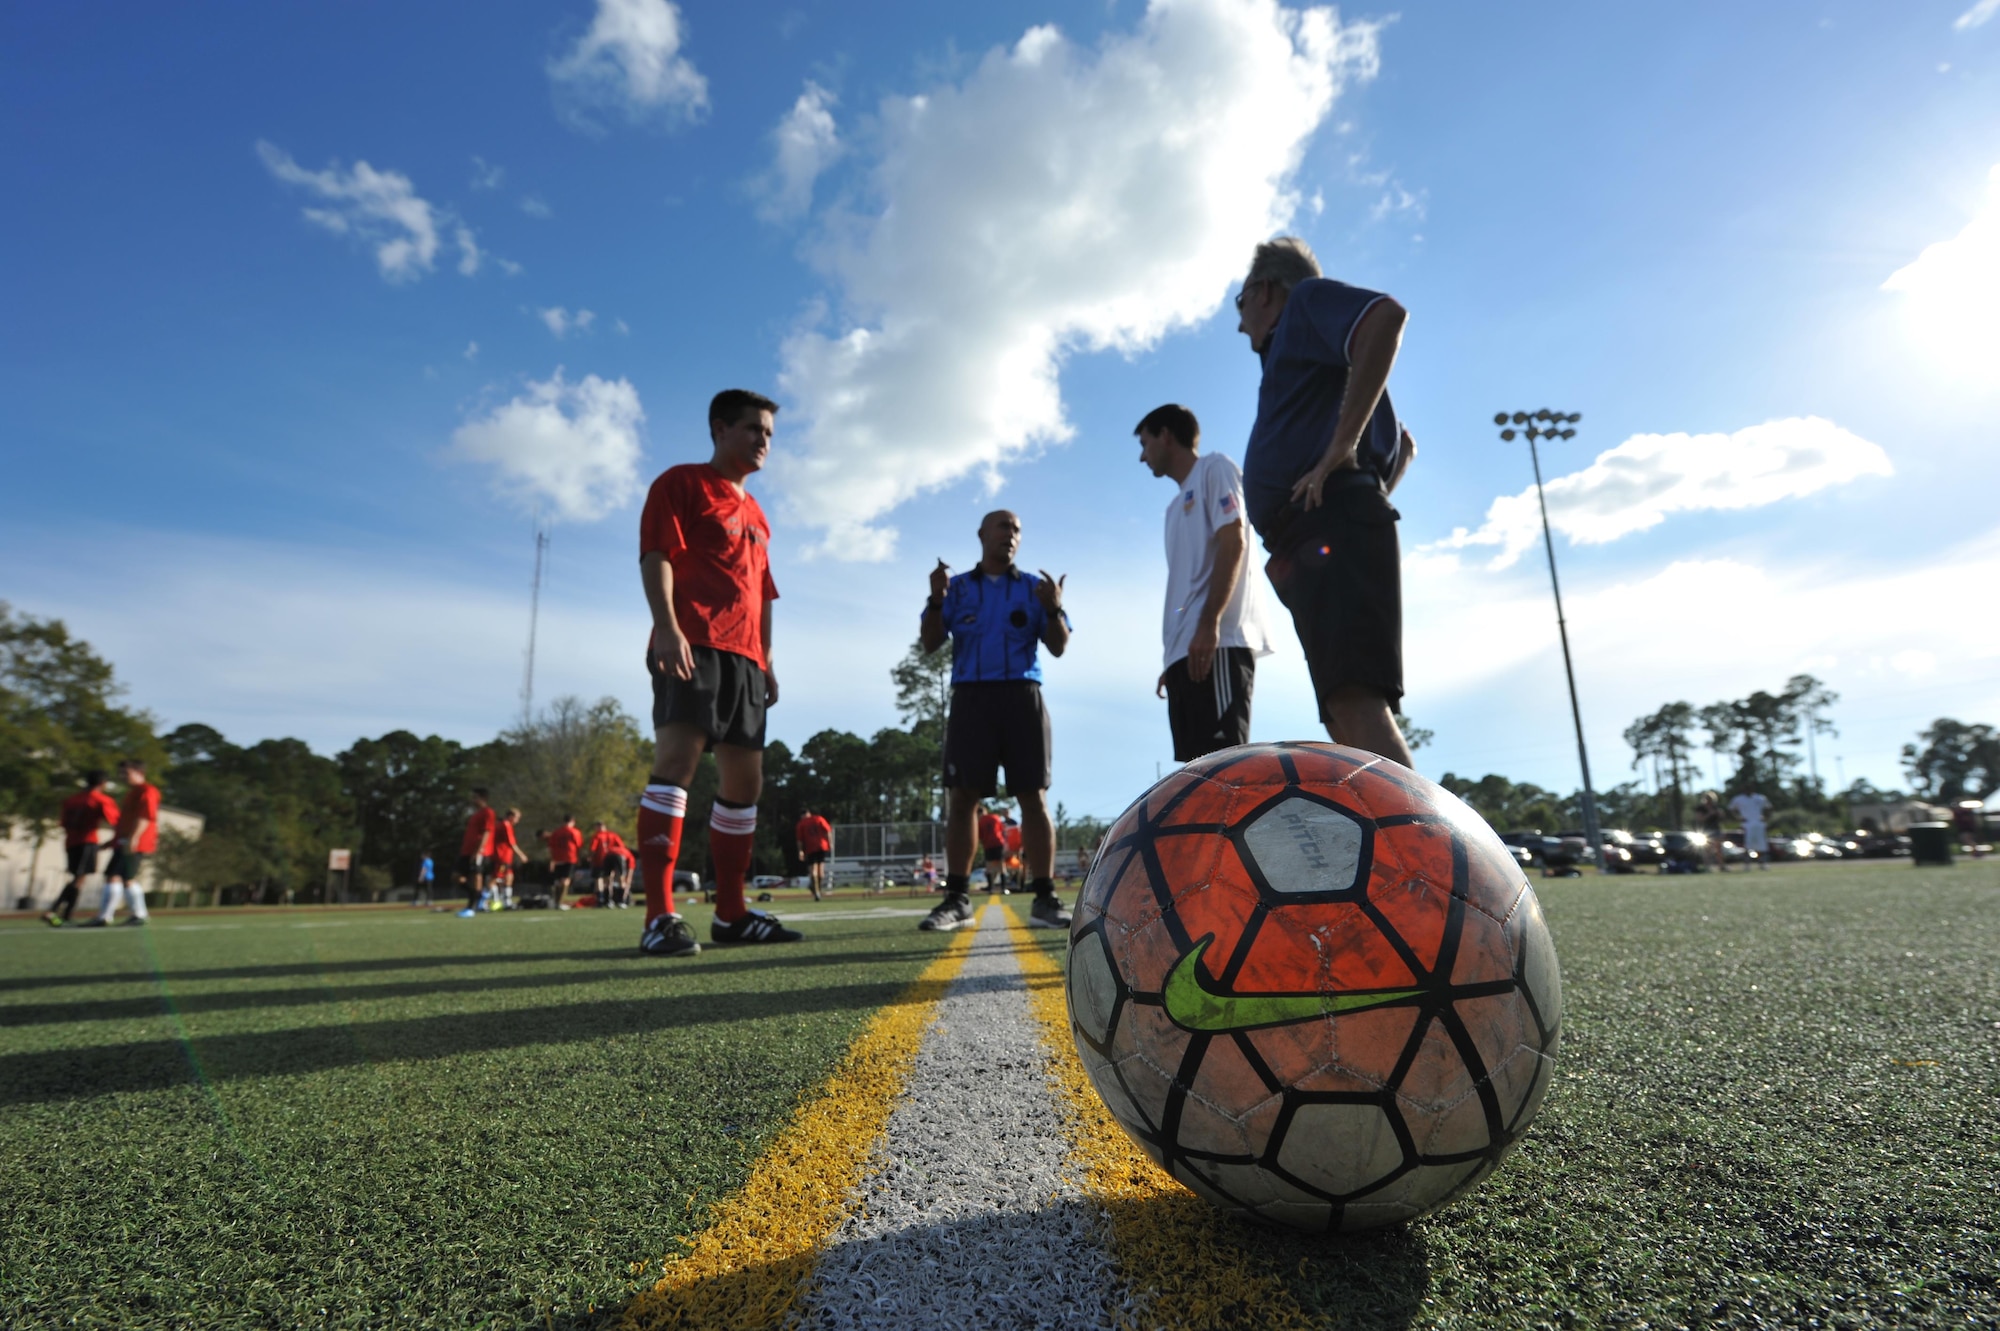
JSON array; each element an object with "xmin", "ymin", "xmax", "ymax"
[
  {"xmin": 541, "ymin": 815, "xmax": 584, "ymax": 910},
  {"xmin": 45, "ymin": 769, "xmax": 120, "ymax": 926},
  {"xmin": 86, "ymin": 759, "xmax": 159, "ymax": 927},
  {"xmin": 592, "ymin": 822, "xmax": 633, "ymax": 908},
  {"xmin": 455, "ymin": 788, "xmax": 495, "ymax": 918},
  {"xmin": 977, "ymin": 804, "xmax": 1007, "ymax": 892},
  {"xmin": 633, "ymin": 389, "xmax": 801, "ymax": 957},
  {"xmin": 490, "ymin": 808, "xmax": 521, "ymax": 908},
  {"xmin": 794, "ymin": 808, "xmax": 832, "ymax": 901},
  {"xmin": 1003, "ymin": 816, "xmax": 1024, "ymax": 893}
]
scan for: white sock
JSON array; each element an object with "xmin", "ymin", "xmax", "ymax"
[
  {"xmin": 127, "ymin": 882, "xmax": 149, "ymax": 920},
  {"xmin": 99, "ymin": 880, "xmax": 126, "ymax": 921}
]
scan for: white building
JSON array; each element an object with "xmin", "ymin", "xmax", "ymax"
[{"xmin": 1, "ymin": 806, "xmax": 206, "ymax": 912}]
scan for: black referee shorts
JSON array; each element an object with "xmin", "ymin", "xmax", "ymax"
[
  {"xmin": 1164, "ymin": 647, "xmax": 1256, "ymax": 762},
  {"xmin": 649, "ymin": 645, "xmax": 768, "ymax": 749},
  {"xmin": 943, "ymin": 681, "xmax": 1052, "ymax": 796},
  {"xmin": 1262, "ymin": 482, "xmax": 1404, "ymax": 715},
  {"xmin": 65, "ymin": 844, "xmax": 101, "ymax": 877}
]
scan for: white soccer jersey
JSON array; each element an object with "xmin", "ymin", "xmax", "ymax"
[
  {"xmin": 1728, "ymin": 792, "xmax": 1771, "ymax": 827},
  {"xmin": 1162, "ymin": 452, "xmax": 1275, "ymax": 669}
]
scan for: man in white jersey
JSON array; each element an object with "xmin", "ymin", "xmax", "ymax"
[
  {"xmin": 1136, "ymin": 404, "xmax": 1275, "ymax": 761},
  {"xmin": 1729, "ymin": 789, "xmax": 1773, "ymax": 869}
]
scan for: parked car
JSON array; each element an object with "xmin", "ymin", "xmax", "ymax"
[
  {"xmin": 750, "ymin": 874, "xmax": 786, "ymax": 889},
  {"xmin": 1659, "ymin": 831, "xmax": 1710, "ymax": 872},
  {"xmin": 1597, "ymin": 829, "xmax": 1663, "ymax": 874}
]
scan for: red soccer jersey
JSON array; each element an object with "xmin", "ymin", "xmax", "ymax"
[
  {"xmin": 593, "ymin": 831, "xmax": 628, "ymax": 865},
  {"xmin": 543, "ymin": 826, "xmax": 584, "ymax": 864},
  {"xmin": 61, "ymin": 789, "xmax": 121, "ymax": 848},
  {"xmin": 461, "ymin": 807, "xmax": 495, "ymax": 857},
  {"xmin": 639, "ymin": 464, "xmax": 779, "ymax": 670},
  {"xmin": 796, "ymin": 814, "xmax": 832, "ymax": 854},
  {"xmin": 118, "ymin": 782, "xmax": 162, "ymax": 854},
  {"xmin": 978, "ymin": 813, "xmax": 1005, "ymax": 850},
  {"xmin": 492, "ymin": 820, "xmax": 518, "ymax": 865},
  {"xmin": 1004, "ymin": 824, "xmax": 1023, "ymax": 854}
]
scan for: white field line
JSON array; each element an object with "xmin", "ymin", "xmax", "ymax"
[{"xmin": 797, "ymin": 902, "xmax": 1119, "ymax": 1328}]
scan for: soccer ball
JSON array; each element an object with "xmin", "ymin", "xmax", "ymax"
[{"xmin": 1066, "ymin": 742, "xmax": 1562, "ymax": 1231}]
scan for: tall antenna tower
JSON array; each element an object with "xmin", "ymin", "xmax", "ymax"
[{"xmin": 520, "ymin": 520, "xmax": 549, "ymax": 728}]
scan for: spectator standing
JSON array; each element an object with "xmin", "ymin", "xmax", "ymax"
[
  {"xmin": 1729, "ymin": 789, "xmax": 1773, "ymax": 870},
  {"xmin": 541, "ymin": 816, "xmax": 585, "ymax": 910},
  {"xmin": 455, "ymin": 789, "xmax": 496, "ymax": 917},
  {"xmin": 416, "ymin": 854, "xmax": 435, "ymax": 904},
  {"xmin": 1695, "ymin": 792, "xmax": 1729, "ymax": 872}
]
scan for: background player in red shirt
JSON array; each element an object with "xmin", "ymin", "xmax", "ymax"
[
  {"xmin": 1003, "ymin": 816, "xmax": 1024, "ymax": 893},
  {"xmin": 87, "ymin": 759, "xmax": 159, "ymax": 927},
  {"xmin": 490, "ymin": 808, "xmax": 521, "ymax": 908},
  {"xmin": 794, "ymin": 808, "xmax": 832, "ymax": 901},
  {"xmin": 455, "ymin": 788, "xmax": 496, "ymax": 917},
  {"xmin": 977, "ymin": 804, "xmax": 1007, "ymax": 892},
  {"xmin": 540, "ymin": 815, "xmax": 584, "ymax": 910},
  {"xmin": 633, "ymin": 389, "xmax": 801, "ymax": 957},
  {"xmin": 45, "ymin": 769, "xmax": 120, "ymax": 926},
  {"xmin": 591, "ymin": 822, "xmax": 632, "ymax": 908}
]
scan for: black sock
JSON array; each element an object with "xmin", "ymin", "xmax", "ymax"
[
  {"xmin": 945, "ymin": 874, "xmax": 970, "ymax": 897},
  {"xmin": 1030, "ymin": 876, "xmax": 1056, "ymax": 898}
]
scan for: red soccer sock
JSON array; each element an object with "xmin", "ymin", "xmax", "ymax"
[
  {"xmin": 709, "ymin": 800, "xmax": 757, "ymax": 922},
  {"xmin": 638, "ymin": 784, "xmax": 687, "ymax": 925}
]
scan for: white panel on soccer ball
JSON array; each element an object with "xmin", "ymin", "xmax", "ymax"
[
  {"xmin": 1068, "ymin": 929, "xmax": 1121, "ymax": 1046},
  {"xmin": 1171, "ymin": 1089, "xmax": 1252, "ymax": 1158},
  {"xmin": 1416, "ymin": 1085, "xmax": 1491, "ymax": 1157},
  {"xmin": 1492, "ymin": 1045, "xmax": 1557, "ymax": 1137},
  {"xmin": 1359, "ymin": 1159, "xmax": 1487, "ymax": 1219},
  {"xmin": 1111, "ymin": 1048, "xmax": 1178, "ymax": 1134},
  {"xmin": 1274, "ymin": 1102, "xmax": 1407, "ymax": 1197},
  {"xmin": 1240, "ymin": 795, "xmax": 1368, "ymax": 895},
  {"xmin": 1515, "ymin": 892, "xmax": 1564, "ymax": 1029}
]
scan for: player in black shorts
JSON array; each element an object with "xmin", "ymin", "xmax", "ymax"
[{"xmin": 918, "ymin": 510, "xmax": 1074, "ymax": 933}]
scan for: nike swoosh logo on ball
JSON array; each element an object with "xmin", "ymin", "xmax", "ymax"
[{"xmin": 1162, "ymin": 935, "xmax": 1422, "ymax": 1033}]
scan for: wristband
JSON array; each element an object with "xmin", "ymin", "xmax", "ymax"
[{"xmin": 925, "ymin": 595, "xmax": 943, "ymax": 611}]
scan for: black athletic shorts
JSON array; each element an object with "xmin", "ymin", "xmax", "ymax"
[
  {"xmin": 1261, "ymin": 481, "xmax": 1404, "ymax": 714},
  {"xmin": 106, "ymin": 848, "xmax": 146, "ymax": 882},
  {"xmin": 943, "ymin": 681, "xmax": 1051, "ymax": 796},
  {"xmin": 551, "ymin": 861, "xmax": 575, "ymax": 882},
  {"xmin": 601, "ymin": 851, "xmax": 631, "ymax": 875},
  {"xmin": 649, "ymin": 645, "xmax": 768, "ymax": 749},
  {"xmin": 803, "ymin": 850, "xmax": 829, "ymax": 865},
  {"xmin": 66, "ymin": 844, "xmax": 101, "ymax": 877},
  {"xmin": 1164, "ymin": 647, "xmax": 1257, "ymax": 762},
  {"xmin": 457, "ymin": 854, "xmax": 486, "ymax": 878},
  {"xmin": 983, "ymin": 845, "xmax": 1005, "ymax": 863}
]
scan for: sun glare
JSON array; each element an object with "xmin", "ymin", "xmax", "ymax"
[{"xmin": 1883, "ymin": 164, "xmax": 2000, "ymax": 388}]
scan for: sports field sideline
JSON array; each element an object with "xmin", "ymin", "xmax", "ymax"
[{"xmin": 3, "ymin": 860, "xmax": 1995, "ymax": 1329}]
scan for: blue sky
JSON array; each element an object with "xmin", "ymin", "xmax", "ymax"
[{"xmin": 5, "ymin": 0, "xmax": 1998, "ymax": 821}]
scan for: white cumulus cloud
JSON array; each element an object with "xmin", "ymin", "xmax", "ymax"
[
  {"xmin": 258, "ymin": 141, "xmax": 480, "ymax": 282},
  {"xmin": 549, "ymin": 0, "xmax": 708, "ymax": 131},
  {"xmin": 1954, "ymin": 0, "xmax": 1999, "ymax": 32},
  {"xmin": 757, "ymin": 81, "xmax": 842, "ymax": 222},
  {"xmin": 771, "ymin": 0, "xmax": 1380, "ymax": 560},
  {"xmin": 1427, "ymin": 417, "xmax": 1893, "ymax": 570},
  {"xmin": 537, "ymin": 306, "xmax": 596, "ymax": 338},
  {"xmin": 451, "ymin": 370, "xmax": 644, "ymax": 522},
  {"xmin": 1882, "ymin": 163, "xmax": 2000, "ymax": 387}
]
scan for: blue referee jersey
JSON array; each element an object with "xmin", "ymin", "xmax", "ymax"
[{"xmin": 929, "ymin": 568, "xmax": 1067, "ymax": 685}]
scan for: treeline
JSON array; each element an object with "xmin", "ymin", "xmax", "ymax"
[
  {"xmin": 1440, "ymin": 673, "xmax": 1996, "ymax": 837},
  {"xmin": 0, "ymin": 604, "xmax": 1048, "ymax": 899}
]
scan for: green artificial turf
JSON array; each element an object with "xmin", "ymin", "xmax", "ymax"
[
  {"xmin": 0, "ymin": 898, "xmax": 954, "ymax": 1329},
  {"xmin": 5, "ymin": 864, "xmax": 1998, "ymax": 1330},
  {"xmin": 1023, "ymin": 859, "xmax": 2000, "ymax": 1330}
]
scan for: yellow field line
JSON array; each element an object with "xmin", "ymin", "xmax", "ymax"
[
  {"xmin": 618, "ymin": 924, "xmax": 980, "ymax": 1331},
  {"xmin": 1004, "ymin": 905, "xmax": 1317, "ymax": 1331}
]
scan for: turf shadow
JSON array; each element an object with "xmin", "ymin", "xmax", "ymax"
[
  {"xmin": 0, "ymin": 977, "xmax": 919, "ymax": 1106},
  {"xmin": 580, "ymin": 1198, "xmax": 1430, "ymax": 1331},
  {"xmin": 0, "ymin": 947, "xmax": 946, "ymax": 1028},
  {"xmin": 0, "ymin": 941, "xmax": 938, "ymax": 997}
]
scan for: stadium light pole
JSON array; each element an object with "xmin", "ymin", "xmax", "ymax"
[{"xmin": 1495, "ymin": 409, "xmax": 1604, "ymax": 873}]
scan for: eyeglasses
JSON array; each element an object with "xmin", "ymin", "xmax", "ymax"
[{"xmin": 1233, "ymin": 281, "xmax": 1264, "ymax": 312}]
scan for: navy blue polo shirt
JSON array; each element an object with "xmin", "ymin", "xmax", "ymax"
[
  {"xmin": 1242, "ymin": 277, "xmax": 1404, "ymax": 535},
  {"xmin": 928, "ymin": 568, "xmax": 1066, "ymax": 685}
]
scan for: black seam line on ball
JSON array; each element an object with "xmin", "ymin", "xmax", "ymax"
[
  {"xmin": 1158, "ymin": 1031, "xmax": 1213, "ymax": 1162},
  {"xmin": 1436, "ymin": 1001, "xmax": 1508, "ymax": 1146},
  {"xmin": 1232, "ymin": 1031, "xmax": 1287, "ymax": 1096},
  {"xmin": 1215, "ymin": 901, "xmax": 1269, "ymax": 991},
  {"xmin": 1356, "ymin": 895, "xmax": 1428, "ymax": 984}
]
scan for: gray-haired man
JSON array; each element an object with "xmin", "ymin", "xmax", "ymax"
[{"xmin": 1234, "ymin": 236, "xmax": 1417, "ymax": 766}]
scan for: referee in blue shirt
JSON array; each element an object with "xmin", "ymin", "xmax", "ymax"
[
  {"xmin": 917, "ymin": 510, "xmax": 1073, "ymax": 933},
  {"xmin": 1234, "ymin": 235, "xmax": 1418, "ymax": 767}
]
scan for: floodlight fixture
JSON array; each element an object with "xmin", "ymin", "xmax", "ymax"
[{"xmin": 1495, "ymin": 408, "xmax": 1604, "ymax": 872}]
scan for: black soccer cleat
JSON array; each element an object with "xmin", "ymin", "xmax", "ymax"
[
  {"xmin": 919, "ymin": 894, "xmax": 978, "ymax": 932},
  {"xmin": 709, "ymin": 909, "xmax": 802, "ymax": 944},
  {"xmin": 1027, "ymin": 894, "xmax": 1072, "ymax": 930},
  {"xmin": 640, "ymin": 912, "xmax": 701, "ymax": 958}
]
